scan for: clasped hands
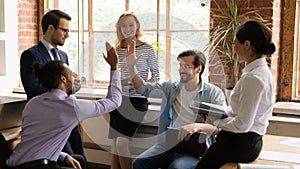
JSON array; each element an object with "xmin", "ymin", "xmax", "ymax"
[{"xmin": 178, "ymin": 123, "xmax": 219, "ymax": 142}]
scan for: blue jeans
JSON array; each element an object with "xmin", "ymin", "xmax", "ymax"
[
  {"xmin": 133, "ymin": 145, "xmax": 199, "ymax": 169},
  {"xmin": 133, "ymin": 135, "xmax": 215, "ymax": 169},
  {"xmin": 167, "ymin": 153, "xmax": 199, "ymax": 169}
]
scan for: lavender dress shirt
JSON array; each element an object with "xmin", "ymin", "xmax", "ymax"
[{"xmin": 6, "ymin": 70, "xmax": 121, "ymax": 166}]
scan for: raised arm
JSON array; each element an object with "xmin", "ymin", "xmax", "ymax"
[
  {"xmin": 125, "ymin": 40, "xmax": 144, "ymax": 88},
  {"xmin": 76, "ymin": 42, "xmax": 122, "ymax": 121}
]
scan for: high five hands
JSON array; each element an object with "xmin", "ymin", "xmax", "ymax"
[
  {"xmin": 103, "ymin": 41, "xmax": 119, "ymax": 70},
  {"xmin": 125, "ymin": 40, "xmax": 143, "ymax": 68}
]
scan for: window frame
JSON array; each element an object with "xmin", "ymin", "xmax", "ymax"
[
  {"xmin": 292, "ymin": 0, "xmax": 300, "ymax": 101},
  {"xmin": 0, "ymin": 0, "xmax": 19, "ymax": 93},
  {"xmin": 43, "ymin": 0, "xmax": 210, "ymax": 87},
  {"xmin": 277, "ymin": 0, "xmax": 300, "ymax": 102}
]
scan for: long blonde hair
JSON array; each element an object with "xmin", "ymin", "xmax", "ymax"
[{"xmin": 115, "ymin": 11, "xmax": 143, "ymax": 48}]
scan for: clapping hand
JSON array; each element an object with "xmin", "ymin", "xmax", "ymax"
[
  {"xmin": 103, "ymin": 41, "xmax": 119, "ymax": 70},
  {"xmin": 72, "ymin": 72, "xmax": 81, "ymax": 94},
  {"xmin": 125, "ymin": 40, "xmax": 142, "ymax": 68}
]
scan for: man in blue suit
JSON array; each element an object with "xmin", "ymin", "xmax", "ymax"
[
  {"xmin": 20, "ymin": 9, "xmax": 85, "ymax": 163},
  {"xmin": 21, "ymin": 10, "xmax": 72, "ymax": 100}
]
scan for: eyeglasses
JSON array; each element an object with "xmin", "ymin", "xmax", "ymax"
[
  {"xmin": 179, "ymin": 64, "xmax": 195, "ymax": 70},
  {"xmin": 55, "ymin": 26, "xmax": 70, "ymax": 34}
]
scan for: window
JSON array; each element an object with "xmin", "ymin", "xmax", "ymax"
[
  {"xmin": 0, "ymin": 0, "xmax": 4, "ymax": 32},
  {"xmin": 0, "ymin": 0, "xmax": 6, "ymax": 75},
  {"xmin": 45, "ymin": 0, "xmax": 210, "ymax": 87},
  {"xmin": 0, "ymin": 0, "xmax": 18, "ymax": 93},
  {"xmin": 293, "ymin": 0, "xmax": 300, "ymax": 101}
]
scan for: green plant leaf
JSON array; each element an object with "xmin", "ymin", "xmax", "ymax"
[{"xmin": 208, "ymin": 0, "xmax": 267, "ymax": 85}]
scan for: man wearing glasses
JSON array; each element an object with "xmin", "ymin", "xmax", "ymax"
[
  {"xmin": 125, "ymin": 40, "xmax": 227, "ymax": 169},
  {"xmin": 20, "ymin": 9, "xmax": 85, "ymax": 165}
]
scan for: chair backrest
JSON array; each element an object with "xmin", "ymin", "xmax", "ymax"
[{"xmin": 0, "ymin": 132, "xmax": 10, "ymax": 168}]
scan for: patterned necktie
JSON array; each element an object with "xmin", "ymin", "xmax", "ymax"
[{"xmin": 51, "ymin": 48, "xmax": 59, "ymax": 60}]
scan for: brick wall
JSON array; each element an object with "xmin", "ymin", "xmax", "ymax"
[
  {"xmin": 209, "ymin": 0, "xmax": 280, "ymax": 92},
  {"xmin": 17, "ymin": 0, "xmax": 39, "ymax": 59}
]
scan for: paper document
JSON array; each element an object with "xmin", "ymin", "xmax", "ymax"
[
  {"xmin": 238, "ymin": 163, "xmax": 289, "ymax": 169},
  {"xmin": 190, "ymin": 100, "xmax": 228, "ymax": 118},
  {"xmin": 259, "ymin": 151, "xmax": 300, "ymax": 164}
]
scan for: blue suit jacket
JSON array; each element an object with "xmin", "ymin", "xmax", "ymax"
[{"xmin": 20, "ymin": 41, "xmax": 69, "ymax": 100}]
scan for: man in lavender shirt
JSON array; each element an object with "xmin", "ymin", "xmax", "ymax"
[{"xmin": 6, "ymin": 42, "xmax": 121, "ymax": 169}]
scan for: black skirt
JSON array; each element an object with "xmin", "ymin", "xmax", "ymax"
[{"xmin": 108, "ymin": 96, "xmax": 149, "ymax": 139}]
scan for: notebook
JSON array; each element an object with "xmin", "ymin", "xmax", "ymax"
[{"xmin": 190, "ymin": 100, "xmax": 228, "ymax": 119}]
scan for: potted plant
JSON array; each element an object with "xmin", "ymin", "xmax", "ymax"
[{"xmin": 208, "ymin": 0, "xmax": 266, "ymax": 101}]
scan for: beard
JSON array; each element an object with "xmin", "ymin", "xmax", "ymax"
[
  {"xmin": 179, "ymin": 73, "xmax": 194, "ymax": 83},
  {"xmin": 52, "ymin": 37, "xmax": 65, "ymax": 46},
  {"xmin": 66, "ymin": 79, "xmax": 73, "ymax": 96}
]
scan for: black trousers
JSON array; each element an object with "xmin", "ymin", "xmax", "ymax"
[
  {"xmin": 195, "ymin": 130, "xmax": 263, "ymax": 169},
  {"xmin": 0, "ymin": 132, "xmax": 11, "ymax": 169}
]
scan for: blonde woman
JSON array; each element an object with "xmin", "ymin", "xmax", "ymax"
[{"xmin": 108, "ymin": 11, "xmax": 160, "ymax": 169}]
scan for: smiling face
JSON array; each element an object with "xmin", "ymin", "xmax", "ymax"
[
  {"xmin": 120, "ymin": 15, "xmax": 138, "ymax": 39},
  {"xmin": 178, "ymin": 55, "xmax": 199, "ymax": 83}
]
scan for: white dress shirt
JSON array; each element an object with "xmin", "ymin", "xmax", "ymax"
[
  {"xmin": 215, "ymin": 57, "xmax": 275, "ymax": 135},
  {"xmin": 41, "ymin": 39, "xmax": 61, "ymax": 60}
]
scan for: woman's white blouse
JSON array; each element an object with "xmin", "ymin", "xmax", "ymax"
[{"xmin": 215, "ymin": 57, "xmax": 275, "ymax": 135}]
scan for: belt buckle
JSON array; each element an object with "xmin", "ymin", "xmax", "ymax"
[{"xmin": 41, "ymin": 159, "xmax": 50, "ymax": 165}]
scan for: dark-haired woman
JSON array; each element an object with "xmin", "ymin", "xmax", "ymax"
[{"xmin": 189, "ymin": 20, "xmax": 276, "ymax": 169}]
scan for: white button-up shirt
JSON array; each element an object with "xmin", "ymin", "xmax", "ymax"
[{"xmin": 215, "ymin": 57, "xmax": 275, "ymax": 135}]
